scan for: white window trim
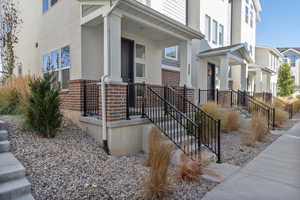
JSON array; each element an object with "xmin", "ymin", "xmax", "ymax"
[
  {"xmin": 205, "ymin": 15, "xmax": 211, "ymax": 42},
  {"xmin": 164, "ymin": 46, "xmax": 178, "ymax": 61},
  {"xmin": 212, "ymin": 20, "xmax": 218, "ymax": 44}
]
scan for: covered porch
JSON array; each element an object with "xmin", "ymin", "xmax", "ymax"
[{"xmin": 80, "ymin": 0, "xmax": 202, "ymax": 87}]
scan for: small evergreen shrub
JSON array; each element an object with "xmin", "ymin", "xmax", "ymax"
[{"xmin": 24, "ymin": 74, "xmax": 62, "ymax": 138}]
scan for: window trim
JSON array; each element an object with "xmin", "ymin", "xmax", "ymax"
[
  {"xmin": 219, "ymin": 24, "xmax": 224, "ymax": 46},
  {"xmin": 164, "ymin": 46, "xmax": 178, "ymax": 61},
  {"xmin": 212, "ymin": 20, "xmax": 218, "ymax": 44},
  {"xmin": 245, "ymin": 6, "xmax": 249, "ymax": 24},
  {"xmin": 205, "ymin": 15, "xmax": 211, "ymax": 42}
]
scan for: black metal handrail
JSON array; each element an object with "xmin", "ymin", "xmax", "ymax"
[
  {"xmin": 238, "ymin": 90, "xmax": 275, "ymax": 128},
  {"xmin": 168, "ymin": 86, "xmax": 221, "ymax": 163},
  {"xmin": 144, "ymin": 86, "xmax": 202, "ymax": 161}
]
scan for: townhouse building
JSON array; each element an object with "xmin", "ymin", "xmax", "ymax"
[
  {"xmin": 278, "ymin": 48, "xmax": 300, "ymax": 92},
  {"xmin": 188, "ymin": 0, "xmax": 262, "ymax": 103},
  {"xmin": 248, "ymin": 46, "xmax": 283, "ymax": 96}
]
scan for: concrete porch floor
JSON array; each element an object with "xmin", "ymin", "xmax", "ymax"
[{"xmin": 202, "ymin": 121, "xmax": 300, "ymax": 200}]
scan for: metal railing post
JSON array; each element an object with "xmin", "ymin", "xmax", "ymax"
[
  {"xmin": 83, "ymin": 80, "xmax": 87, "ymax": 117},
  {"xmin": 216, "ymin": 89, "xmax": 219, "ymax": 104},
  {"xmin": 164, "ymin": 85, "xmax": 168, "ymax": 115},
  {"xmin": 272, "ymin": 108, "xmax": 276, "ymax": 129},
  {"xmin": 126, "ymin": 83, "xmax": 130, "ymax": 120},
  {"xmin": 183, "ymin": 84, "xmax": 187, "ymax": 113},
  {"xmin": 230, "ymin": 90, "xmax": 233, "ymax": 107},
  {"xmin": 217, "ymin": 119, "xmax": 221, "ymax": 163},
  {"xmin": 142, "ymin": 82, "xmax": 146, "ymax": 118}
]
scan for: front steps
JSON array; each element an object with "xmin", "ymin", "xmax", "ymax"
[{"xmin": 0, "ymin": 120, "xmax": 34, "ymax": 200}]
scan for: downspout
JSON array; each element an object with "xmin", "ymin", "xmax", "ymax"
[
  {"xmin": 101, "ymin": 75, "xmax": 110, "ymax": 155},
  {"xmin": 230, "ymin": 0, "xmax": 233, "ymax": 45}
]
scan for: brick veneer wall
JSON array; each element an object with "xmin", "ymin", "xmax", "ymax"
[
  {"xmin": 162, "ymin": 69, "xmax": 180, "ymax": 86},
  {"xmin": 60, "ymin": 80, "xmax": 85, "ymax": 111}
]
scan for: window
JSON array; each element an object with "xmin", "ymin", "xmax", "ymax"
[
  {"xmin": 290, "ymin": 55, "xmax": 296, "ymax": 67},
  {"xmin": 43, "ymin": 0, "xmax": 49, "ymax": 13},
  {"xmin": 165, "ymin": 46, "xmax": 178, "ymax": 60},
  {"xmin": 212, "ymin": 20, "xmax": 218, "ymax": 44},
  {"xmin": 250, "ymin": 11, "xmax": 253, "ymax": 28},
  {"xmin": 136, "ymin": 63, "xmax": 145, "ymax": 78},
  {"xmin": 249, "ymin": 45, "xmax": 253, "ymax": 55},
  {"xmin": 136, "ymin": 44, "xmax": 145, "ymax": 59},
  {"xmin": 244, "ymin": 42, "xmax": 248, "ymax": 50},
  {"xmin": 245, "ymin": 6, "xmax": 249, "ymax": 23},
  {"xmin": 205, "ymin": 15, "xmax": 211, "ymax": 41},
  {"xmin": 61, "ymin": 46, "xmax": 71, "ymax": 67},
  {"xmin": 219, "ymin": 24, "xmax": 224, "ymax": 46},
  {"xmin": 136, "ymin": 43, "xmax": 146, "ymax": 79},
  {"xmin": 42, "ymin": 45, "xmax": 71, "ymax": 89},
  {"xmin": 61, "ymin": 68, "xmax": 70, "ymax": 89},
  {"xmin": 51, "ymin": 0, "xmax": 58, "ymax": 6}
]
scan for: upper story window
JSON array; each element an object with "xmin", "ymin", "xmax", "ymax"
[
  {"xmin": 205, "ymin": 15, "xmax": 211, "ymax": 42},
  {"xmin": 290, "ymin": 55, "xmax": 297, "ymax": 67},
  {"xmin": 165, "ymin": 46, "xmax": 178, "ymax": 60},
  {"xmin": 43, "ymin": 0, "xmax": 49, "ymax": 13},
  {"xmin": 250, "ymin": 11, "xmax": 253, "ymax": 28},
  {"xmin": 212, "ymin": 20, "xmax": 218, "ymax": 44},
  {"xmin": 43, "ymin": 0, "xmax": 59, "ymax": 13},
  {"xmin": 245, "ymin": 6, "xmax": 249, "ymax": 24},
  {"xmin": 246, "ymin": 0, "xmax": 249, "ymax": 4},
  {"xmin": 219, "ymin": 24, "xmax": 224, "ymax": 46}
]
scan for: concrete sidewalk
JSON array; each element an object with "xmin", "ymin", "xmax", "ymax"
[{"xmin": 202, "ymin": 122, "xmax": 300, "ymax": 200}]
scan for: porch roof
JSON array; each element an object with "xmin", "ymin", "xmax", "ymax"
[
  {"xmin": 198, "ymin": 44, "xmax": 253, "ymax": 64},
  {"xmin": 79, "ymin": 0, "xmax": 204, "ymax": 41},
  {"xmin": 249, "ymin": 64, "xmax": 275, "ymax": 74}
]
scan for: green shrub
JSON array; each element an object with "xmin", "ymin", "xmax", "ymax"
[{"xmin": 24, "ymin": 74, "xmax": 62, "ymax": 138}]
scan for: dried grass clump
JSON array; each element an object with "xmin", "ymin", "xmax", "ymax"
[
  {"xmin": 293, "ymin": 100, "xmax": 300, "ymax": 113},
  {"xmin": 242, "ymin": 112, "xmax": 269, "ymax": 147},
  {"xmin": 201, "ymin": 102, "xmax": 240, "ymax": 133},
  {"xmin": 144, "ymin": 132, "xmax": 172, "ymax": 200},
  {"xmin": 274, "ymin": 109, "xmax": 289, "ymax": 127},
  {"xmin": 145, "ymin": 127, "xmax": 162, "ymax": 167},
  {"xmin": 0, "ymin": 75, "xmax": 34, "ymax": 114},
  {"xmin": 272, "ymin": 98, "xmax": 286, "ymax": 110}
]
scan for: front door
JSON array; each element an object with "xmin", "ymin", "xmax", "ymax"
[
  {"xmin": 121, "ymin": 38, "xmax": 135, "ymax": 107},
  {"xmin": 207, "ymin": 63, "xmax": 216, "ymax": 101}
]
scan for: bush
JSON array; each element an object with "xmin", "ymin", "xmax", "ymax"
[
  {"xmin": 145, "ymin": 127, "xmax": 162, "ymax": 167},
  {"xmin": 274, "ymin": 109, "xmax": 289, "ymax": 127},
  {"xmin": 144, "ymin": 136, "xmax": 171, "ymax": 199},
  {"xmin": 242, "ymin": 112, "xmax": 268, "ymax": 147},
  {"xmin": 24, "ymin": 74, "xmax": 62, "ymax": 138},
  {"xmin": 272, "ymin": 98, "xmax": 286, "ymax": 110},
  {"xmin": 0, "ymin": 76, "xmax": 32, "ymax": 114},
  {"xmin": 201, "ymin": 102, "xmax": 240, "ymax": 133}
]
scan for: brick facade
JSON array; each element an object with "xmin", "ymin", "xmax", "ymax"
[{"xmin": 162, "ymin": 69, "xmax": 180, "ymax": 86}]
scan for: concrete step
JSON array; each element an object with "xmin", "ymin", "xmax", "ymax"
[
  {"xmin": 0, "ymin": 130, "xmax": 8, "ymax": 141},
  {"xmin": 16, "ymin": 194, "xmax": 35, "ymax": 200},
  {"xmin": 0, "ymin": 120, "xmax": 5, "ymax": 130},
  {"xmin": 0, "ymin": 178, "xmax": 31, "ymax": 200},
  {"xmin": 0, "ymin": 153, "xmax": 25, "ymax": 183},
  {"xmin": 0, "ymin": 141, "xmax": 10, "ymax": 153}
]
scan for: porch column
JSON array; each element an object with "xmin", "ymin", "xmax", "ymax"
[
  {"xmin": 219, "ymin": 55, "xmax": 230, "ymax": 90},
  {"xmin": 103, "ymin": 13, "xmax": 122, "ymax": 82},
  {"xmin": 255, "ymin": 69, "xmax": 262, "ymax": 92},
  {"xmin": 179, "ymin": 41, "xmax": 192, "ymax": 88},
  {"xmin": 240, "ymin": 64, "xmax": 248, "ymax": 91}
]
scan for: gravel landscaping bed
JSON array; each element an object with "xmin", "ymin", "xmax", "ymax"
[
  {"xmin": 0, "ymin": 115, "xmax": 217, "ymax": 200},
  {"xmin": 221, "ymin": 115, "xmax": 300, "ymax": 167}
]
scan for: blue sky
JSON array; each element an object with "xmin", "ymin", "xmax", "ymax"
[{"xmin": 257, "ymin": 0, "xmax": 300, "ymax": 48}]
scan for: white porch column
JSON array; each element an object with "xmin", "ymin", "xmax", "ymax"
[
  {"xmin": 240, "ymin": 64, "xmax": 248, "ymax": 91},
  {"xmin": 179, "ymin": 41, "xmax": 192, "ymax": 88},
  {"xmin": 219, "ymin": 55, "xmax": 230, "ymax": 90},
  {"xmin": 255, "ymin": 69, "xmax": 263, "ymax": 92},
  {"xmin": 103, "ymin": 13, "xmax": 122, "ymax": 82}
]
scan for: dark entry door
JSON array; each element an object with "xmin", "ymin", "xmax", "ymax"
[
  {"xmin": 207, "ymin": 63, "xmax": 216, "ymax": 101},
  {"xmin": 121, "ymin": 38, "xmax": 135, "ymax": 107}
]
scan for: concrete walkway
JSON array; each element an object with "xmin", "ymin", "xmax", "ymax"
[{"xmin": 202, "ymin": 122, "xmax": 300, "ymax": 200}]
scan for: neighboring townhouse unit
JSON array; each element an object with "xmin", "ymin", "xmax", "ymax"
[
  {"xmin": 248, "ymin": 46, "xmax": 283, "ymax": 96},
  {"xmin": 278, "ymin": 48, "xmax": 300, "ymax": 91},
  {"xmin": 188, "ymin": 0, "xmax": 261, "ymax": 103},
  {"xmin": 14, "ymin": 0, "xmax": 203, "ymax": 155}
]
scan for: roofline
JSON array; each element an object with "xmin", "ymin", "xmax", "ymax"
[
  {"xmin": 256, "ymin": 45, "xmax": 283, "ymax": 58},
  {"xmin": 118, "ymin": 0, "xmax": 204, "ymax": 40},
  {"xmin": 280, "ymin": 48, "xmax": 300, "ymax": 56}
]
